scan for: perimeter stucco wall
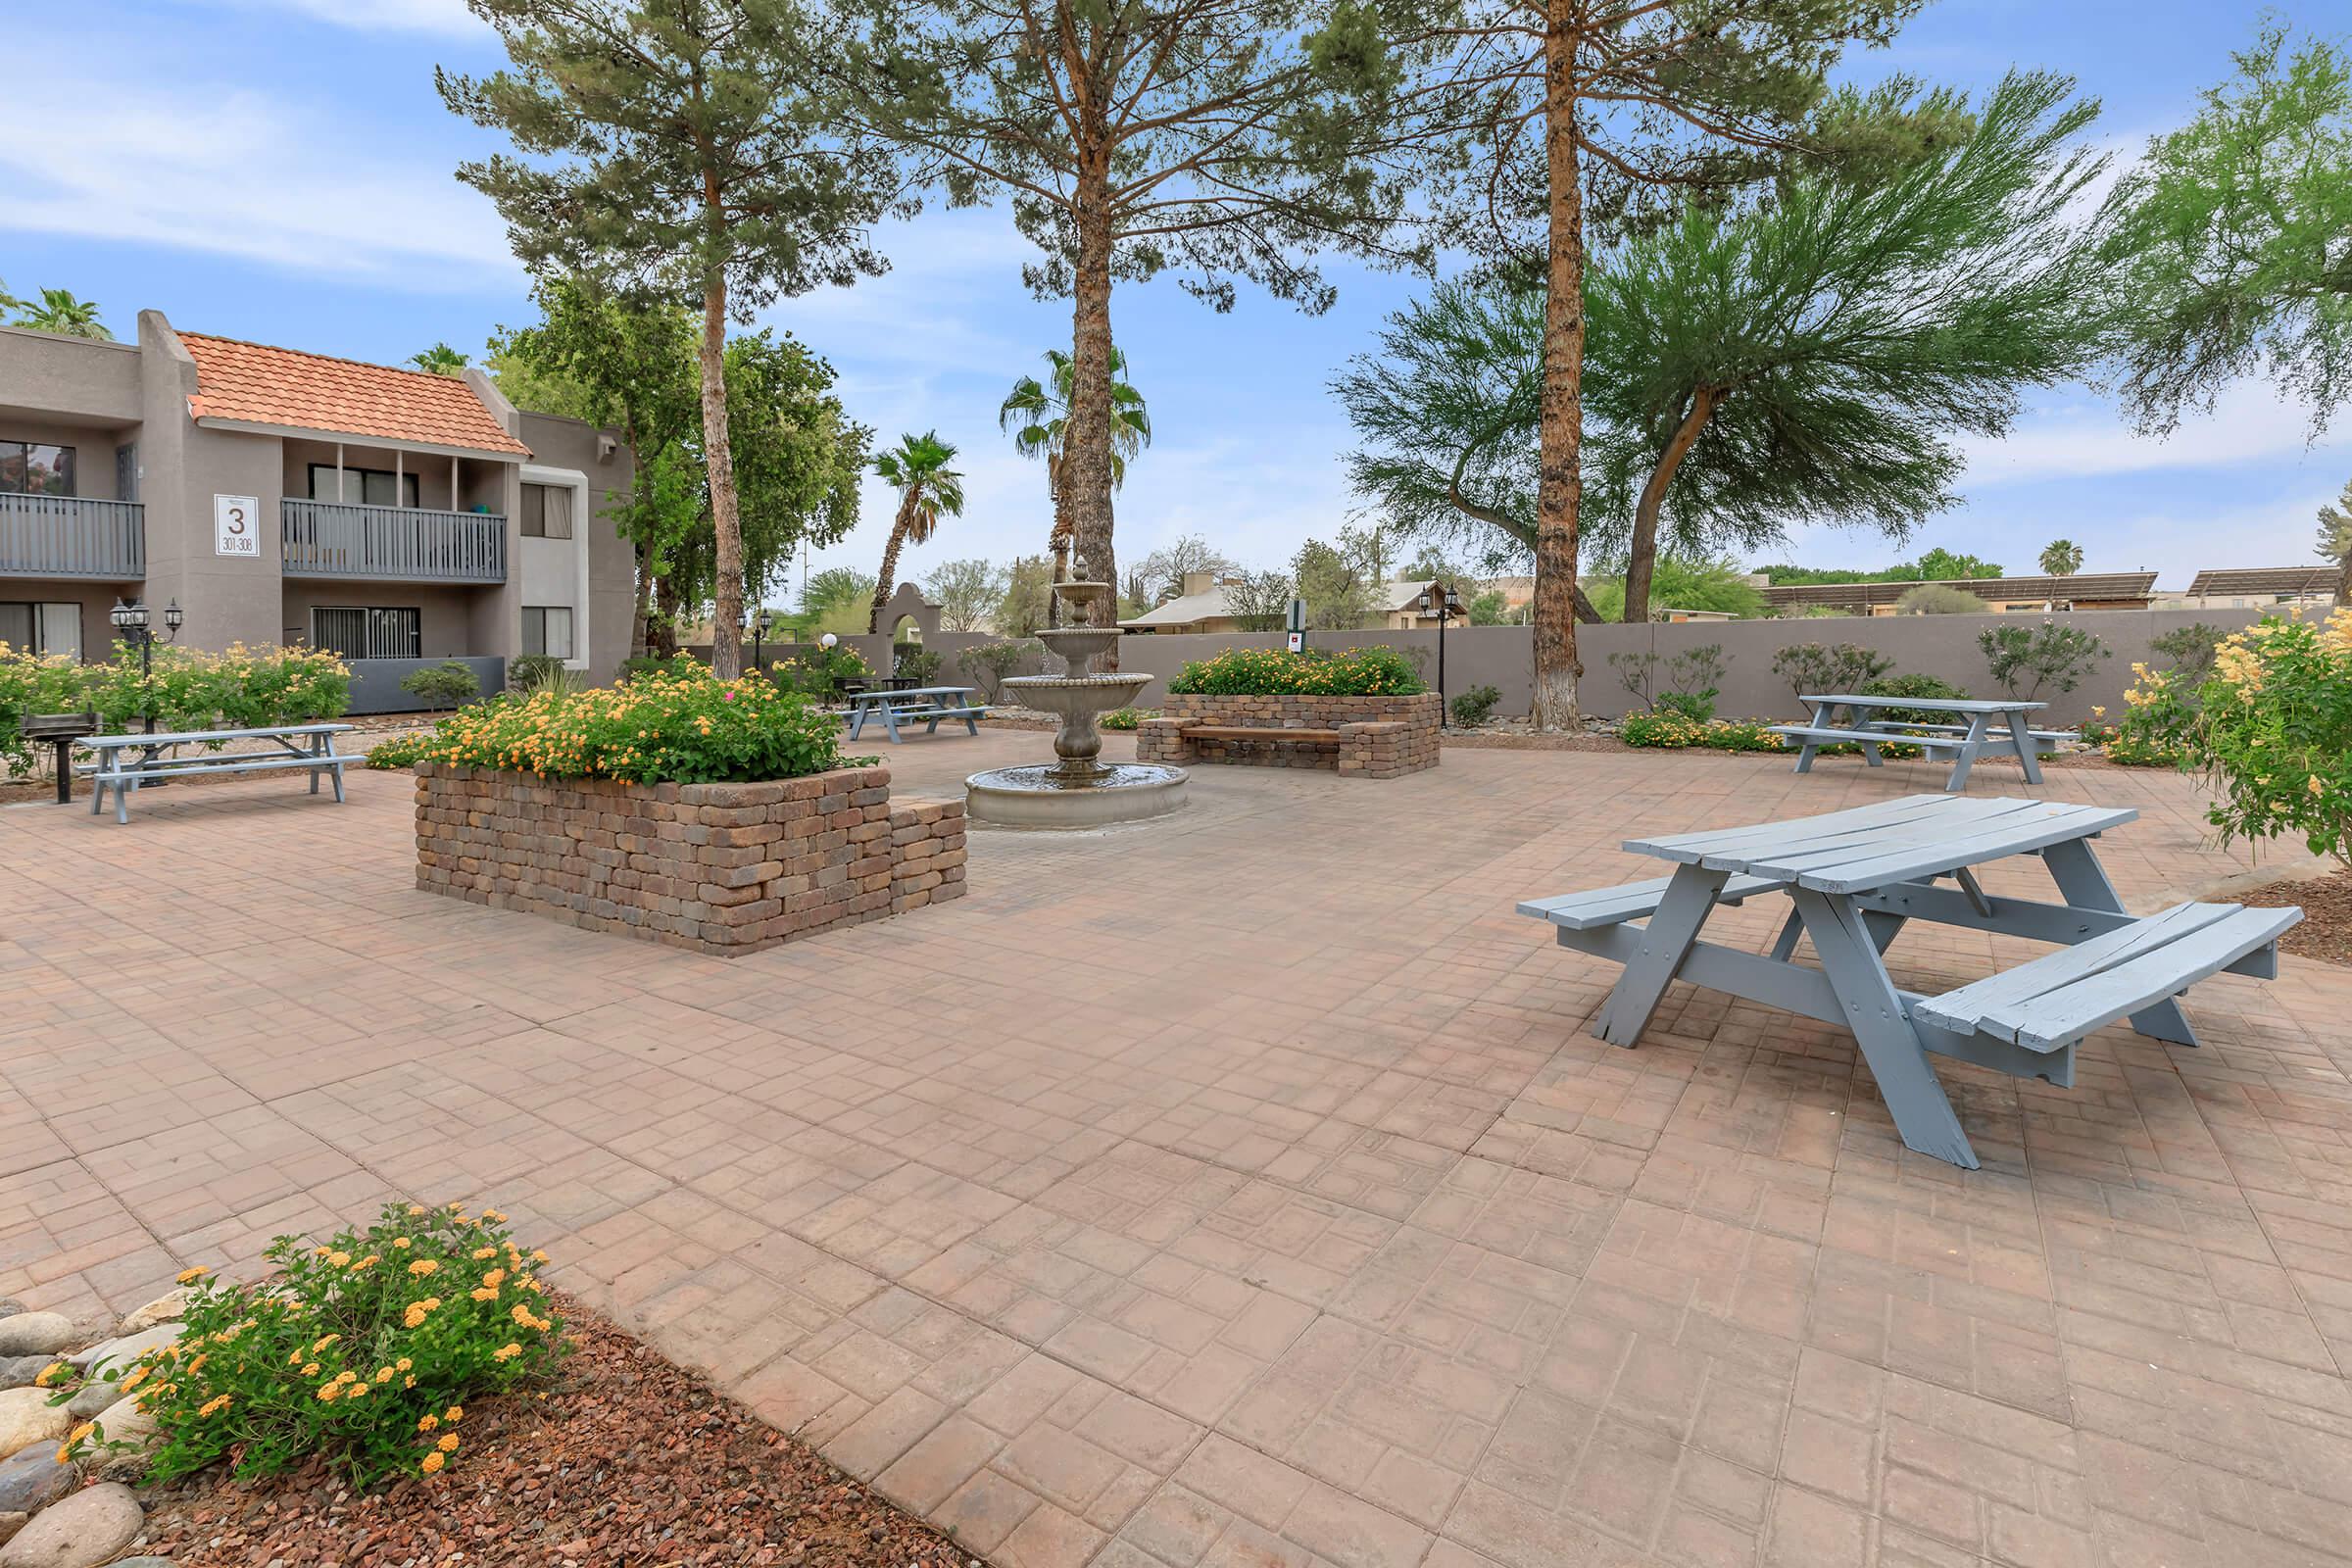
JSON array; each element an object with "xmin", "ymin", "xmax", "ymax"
[{"xmin": 992, "ymin": 609, "xmax": 2269, "ymax": 728}]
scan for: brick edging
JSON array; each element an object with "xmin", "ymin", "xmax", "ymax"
[{"xmin": 1138, "ymin": 693, "xmax": 1441, "ymax": 777}]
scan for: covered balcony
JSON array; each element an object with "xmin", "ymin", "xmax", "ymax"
[
  {"xmin": 280, "ymin": 498, "xmax": 506, "ymax": 584},
  {"xmin": 0, "ymin": 493, "xmax": 145, "ymax": 580}
]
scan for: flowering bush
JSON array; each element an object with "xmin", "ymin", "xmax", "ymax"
[
  {"xmin": 1620, "ymin": 711, "xmax": 1786, "ymax": 752},
  {"xmin": 53, "ymin": 1202, "xmax": 564, "ymax": 1486},
  {"xmin": 412, "ymin": 669, "xmax": 844, "ymax": 784},
  {"xmin": 0, "ymin": 642, "xmax": 351, "ymax": 775},
  {"xmin": 1168, "ymin": 646, "xmax": 1425, "ymax": 696},
  {"xmin": 2155, "ymin": 611, "xmax": 2352, "ymax": 867}
]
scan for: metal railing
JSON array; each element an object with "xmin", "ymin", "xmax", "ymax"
[
  {"xmin": 280, "ymin": 499, "xmax": 506, "ymax": 583},
  {"xmin": 0, "ymin": 494, "xmax": 145, "ymax": 579}
]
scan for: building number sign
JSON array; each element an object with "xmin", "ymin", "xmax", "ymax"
[{"xmin": 215, "ymin": 495, "xmax": 261, "ymax": 558}]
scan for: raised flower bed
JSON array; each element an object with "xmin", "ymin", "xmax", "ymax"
[
  {"xmin": 1136, "ymin": 648, "xmax": 1442, "ymax": 778},
  {"xmin": 405, "ymin": 672, "xmax": 963, "ymax": 956}
]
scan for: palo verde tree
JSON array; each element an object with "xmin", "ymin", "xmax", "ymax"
[
  {"xmin": 442, "ymin": 0, "xmax": 900, "ymax": 677},
  {"xmin": 1397, "ymin": 0, "xmax": 1924, "ymax": 723},
  {"xmin": 1581, "ymin": 72, "xmax": 2115, "ymax": 621},
  {"xmin": 840, "ymin": 0, "xmax": 1429, "ymax": 649},
  {"xmin": 2104, "ymin": 20, "xmax": 2352, "ymax": 441}
]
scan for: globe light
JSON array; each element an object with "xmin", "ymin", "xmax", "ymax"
[{"xmin": 819, "ymin": 632, "xmax": 838, "ymax": 649}]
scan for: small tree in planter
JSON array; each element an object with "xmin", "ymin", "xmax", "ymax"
[
  {"xmin": 401, "ymin": 661, "xmax": 482, "ymax": 712},
  {"xmin": 1770, "ymin": 642, "xmax": 1892, "ymax": 708},
  {"xmin": 1981, "ymin": 619, "xmax": 2109, "ymax": 700}
]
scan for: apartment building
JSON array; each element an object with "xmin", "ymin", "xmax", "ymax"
[{"xmin": 0, "ymin": 312, "xmax": 633, "ymax": 709}]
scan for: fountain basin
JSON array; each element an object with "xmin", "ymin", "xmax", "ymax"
[{"xmin": 965, "ymin": 761, "xmax": 1189, "ymax": 827}]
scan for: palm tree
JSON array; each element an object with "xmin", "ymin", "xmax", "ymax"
[
  {"xmin": 410, "ymin": 343, "xmax": 470, "ymax": 376},
  {"xmin": 869, "ymin": 432, "xmax": 966, "ymax": 632},
  {"xmin": 2038, "ymin": 538, "xmax": 2084, "ymax": 576},
  {"xmin": 12, "ymin": 288, "xmax": 110, "ymax": 341},
  {"xmin": 1000, "ymin": 348, "xmax": 1151, "ymax": 545}
]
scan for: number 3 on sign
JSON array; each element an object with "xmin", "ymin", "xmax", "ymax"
[{"xmin": 215, "ymin": 495, "xmax": 260, "ymax": 557}]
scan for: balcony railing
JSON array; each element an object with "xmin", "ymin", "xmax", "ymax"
[
  {"xmin": 280, "ymin": 499, "xmax": 506, "ymax": 584},
  {"xmin": 0, "ymin": 494, "xmax": 145, "ymax": 580}
]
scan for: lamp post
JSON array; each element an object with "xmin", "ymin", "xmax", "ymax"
[
  {"xmin": 1415, "ymin": 581, "xmax": 1465, "ymax": 726},
  {"xmin": 751, "ymin": 607, "xmax": 774, "ymax": 674},
  {"xmin": 110, "ymin": 598, "xmax": 183, "ymax": 735}
]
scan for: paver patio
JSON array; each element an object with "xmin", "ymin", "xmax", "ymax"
[{"xmin": 7, "ymin": 730, "xmax": 2352, "ymax": 1568}]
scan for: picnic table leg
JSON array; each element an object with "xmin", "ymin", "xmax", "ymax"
[
  {"xmin": 880, "ymin": 703, "xmax": 904, "ymax": 744},
  {"xmin": 309, "ymin": 731, "xmax": 322, "ymax": 795},
  {"xmin": 89, "ymin": 750, "xmax": 106, "ymax": 817},
  {"xmin": 1943, "ymin": 713, "xmax": 1991, "ymax": 792},
  {"xmin": 1791, "ymin": 701, "xmax": 1832, "ymax": 774},
  {"xmin": 1769, "ymin": 907, "xmax": 1804, "ymax": 960},
  {"xmin": 2004, "ymin": 710, "xmax": 2045, "ymax": 785},
  {"xmin": 1594, "ymin": 863, "xmax": 1729, "ymax": 1048},
  {"xmin": 1847, "ymin": 707, "xmax": 1886, "ymax": 767},
  {"xmin": 1790, "ymin": 886, "xmax": 1979, "ymax": 1169},
  {"xmin": 847, "ymin": 703, "xmax": 868, "ymax": 743},
  {"xmin": 2040, "ymin": 838, "xmax": 2197, "ymax": 1045}
]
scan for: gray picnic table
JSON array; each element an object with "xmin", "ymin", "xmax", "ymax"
[
  {"xmin": 1520, "ymin": 794, "xmax": 2301, "ymax": 1169},
  {"xmin": 80, "ymin": 722, "xmax": 355, "ymax": 823},
  {"xmin": 840, "ymin": 684, "xmax": 985, "ymax": 743},
  {"xmin": 1772, "ymin": 694, "xmax": 2074, "ymax": 791}
]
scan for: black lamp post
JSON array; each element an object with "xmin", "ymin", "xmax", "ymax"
[
  {"xmin": 110, "ymin": 598, "xmax": 183, "ymax": 734},
  {"xmin": 751, "ymin": 607, "xmax": 774, "ymax": 675},
  {"xmin": 1416, "ymin": 581, "xmax": 1465, "ymax": 726}
]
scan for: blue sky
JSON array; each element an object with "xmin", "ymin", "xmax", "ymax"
[{"xmin": 3, "ymin": 0, "xmax": 2341, "ymax": 601}]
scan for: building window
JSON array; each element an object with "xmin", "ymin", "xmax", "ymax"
[
  {"xmin": 312, "ymin": 606, "xmax": 421, "ymax": 660},
  {"xmin": 0, "ymin": 442, "xmax": 75, "ymax": 496},
  {"xmin": 520, "ymin": 606, "xmax": 573, "ymax": 661},
  {"xmin": 0, "ymin": 602, "xmax": 83, "ymax": 659},
  {"xmin": 519, "ymin": 483, "xmax": 573, "ymax": 539},
  {"xmin": 307, "ymin": 464, "xmax": 420, "ymax": 509}
]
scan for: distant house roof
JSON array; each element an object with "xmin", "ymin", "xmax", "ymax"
[
  {"xmin": 1759, "ymin": 572, "xmax": 2157, "ymax": 611},
  {"xmin": 2182, "ymin": 566, "xmax": 2339, "ymax": 597},
  {"xmin": 178, "ymin": 332, "xmax": 533, "ymax": 458},
  {"xmin": 1121, "ymin": 583, "xmax": 1238, "ymax": 627}
]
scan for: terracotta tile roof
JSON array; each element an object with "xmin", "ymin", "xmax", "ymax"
[{"xmin": 177, "ymin": 332, "xmax": 531, "ymax": 458}]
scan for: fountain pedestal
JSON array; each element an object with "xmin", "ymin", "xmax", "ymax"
[{"xmin": 965, "ymin": 579, "xmax": 1188, "ymax": 827}]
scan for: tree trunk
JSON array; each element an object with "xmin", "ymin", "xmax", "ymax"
[
  {"xmin": 697, "ymin": 270, "xmax": 746, "ymax": 679},
  {"xmin": 1529, "ymin": 11, "xmax": 1585, "ymax": 729},
  {"xmin": 2336, "ymin": 548, "xmax": 2352, "ymax": 608},
  {"xmin": 869, "ymin": 503, "xmax": 912, "ymax": 633},
  {"xmin": 630, "ymin": 538, "xmax": 654, "ymax": 661},
  {"xmin": 652, "ymin": 574, "xmax": 683, "ymax": 658},
  {"xmin": 1623, "ymin": 387, "xmax": 1721, "ymax": 622},
  {"xmin": 1064, "ymin": 145, "xmax": 1119, "ymax": 667}
]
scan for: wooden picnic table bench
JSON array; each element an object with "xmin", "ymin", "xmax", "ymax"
[
  {"xmin": 840, "ymin": 684, "xmax": 985, "ymax": 743},
  {"xmin": 1518, "ymin": 793, "xmax": 2301, "ymax": 1169},
  {"xmin": 78, "ymin": 722, "xmax": 356, "ymax": 824},
  {"xmin": 1770, "ymin": 693, "xmax": 2071, "ymax": 791}
]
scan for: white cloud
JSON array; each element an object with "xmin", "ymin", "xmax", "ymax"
[
  {"xmin": 0, "ymin": 74, "xmax": 514, "ymax": 286},
  {"xmin": 182, "ymin": 0, "xmax": 484, "ymax": 35},
  {"xmin": 1960, "ymin": 380, "xmax": 2337, "ymax": 486}
]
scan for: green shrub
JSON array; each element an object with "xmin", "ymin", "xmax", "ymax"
[
  {"xmin": 366, "ymin": 732, "xmax": 436, "ymax": 770},
  {"xmin": 1770, "ymin": 642, "xmax": 1892, "ymax": 706},
  {"xmin": 2148, "ymin": 621, "xmax": 2226, "ymax": 685},
  {"xmin": 961, "ymin": 640, "xmax": 1036, "ymax": 705},
  {"xmin": 1450, "ymin": 684, "xmax": 1501, "ymax": 726},
  {"xmin": 1981, "ymin": 619, "xmax": 2109, "ymax": 699},
  {"xmin": 2169, "ymin": 612, "xmax": 2352, "ymax": 866},
  {"xmin": 55, "ymin": 1201, "xmax": 564, "ymax": 1487},
  {"xmin": 1168, "ymin": 645, "xmax": 1424, "ymax": 696},
  {"xmin": 0, "ymin": 642, "xmax": 350, "ymax": 775},
  {"xmin": 1622, "ymin": 711, "xmax": 1786, "ymax": 752},
  {"xmin": 400, "ymin": 662, "xmax": 481, "ymax": 711},
  {"xmin": 1897, "ymin": 584, "xmax": 1988, "ymax": 614},
  {"xmin": 894, "ymin": 645, "xmax": 944, "ymax": 684},
  {"xmin": 1098, "ymin": 707, "xmax": 1154, "ymax": 731},
  {"xmin": 413, "ymin": 669, "xmax": 842, "ymax": 785},
  {"xmin": 1857, "ymin": 671, "xmax": 1969, "ymax": 728},
  {"xmin": 507, "ymin": 655, "xmax": 573, "ymax": 695},
  {"xmin": 776, "ymin": 644, "xmax": 873, "ymax": 699}
]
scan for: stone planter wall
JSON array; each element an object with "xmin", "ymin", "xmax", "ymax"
[
  {"xmin": 1136, "ymin": 692, "xmax": 1441, "ymax": 778},
  {"xmin": 414, "ymin": 762, "xmax": 965, "ymax": 956}
]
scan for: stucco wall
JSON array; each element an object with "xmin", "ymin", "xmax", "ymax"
[
  {"xmin": 1005, "ymin": 609, "xmax": 2267, "ymax": 727},
  {"xmin": 280, "ymin": 582, "xmax": 500, "ymax": 660},
  {"xmin": 515, "ymin": 411, "xmax": 634, "ymax": 685},
  {"xmin": 0, "ymin": 326, "xmax": 142, "ymax": 425}
]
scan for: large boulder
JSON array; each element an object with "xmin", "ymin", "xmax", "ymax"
[
  {"xmin": 0, "ymin": 1304, "xmax": 25, "ymax": 1322},
  {"xmin": 0, "ymin": 1324, "xmax": 67, "ymax": 1363},
  {"xmin": 0, "ymin": 1367, "xmax": 52, "ymax": 1397},
  {"xmin": 0, "ymin": 1448, "xmax": 74, "ymax": 1516},
  {"xmin": 0, "ymin": 1395, "xmax": 70, "ymax": 1464},
  {"xmin": 0, "ymin": 1482, "xmax": 143, "ymax": 1568},
  {"xmin": 0, "ymin": 1517, "xmax": 22, "ymax": 1549},
  {"xmin": 64, "ymin": 1326, "xmax": 178, "ymax": 1376}
]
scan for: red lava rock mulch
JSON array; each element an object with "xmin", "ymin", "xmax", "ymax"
[
  {"xmin": 2234, "ymin": 867, "xmax": 2352, "ymax": 967},
  {"xmin": 139, "ymin": 1298, "xmax": 982, "ymax": 1568}
]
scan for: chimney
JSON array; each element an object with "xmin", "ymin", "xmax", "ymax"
[{"xmin": 1181, "ymin": 570, "xmax": 1217, "ymax": 596}]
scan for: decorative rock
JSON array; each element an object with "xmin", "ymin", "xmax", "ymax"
[
  {"xmin": 85, "ymin": 1398, "xmax": 156, "ymax": 1456},
  {"xmin": 0, "ymin": 1448, "xmax": 74, "ymax": 1516},
  {"xmin": 58, "ymin": 1386, "xmax": 115, "ymax": 1424},
  {"xmin": 0, "ymin": 1481, "xmax": 142, "ymax": 1568},
  {"xmin": 64, "ymin": 1326, "xmax": 178, "ymax": 1375},
  {"xmin": 0, "ymin": 1305, "xmax": 24, "ymax": 1322},
  {"xmin": 105, "ymin": 1561, "xmax": 172, "ymax": 1568},
  {"xmin": 0, "ymin": 1394, "xmax": 70, "ymax": 1463},
  {"xmin": 0, "ymin": 1365, "xmax": 52, "ymax": 1396},
  {"xmin": 113, "ymin": 1294, "xmax": 185, "ymax": 1337},
  {"xmin": 0, "ymin": 1517, "xmax": 22, "ymax": 1549},
  {"xmin": 0, "ymin": 1323, "xmax": 67, "ymax": 1362}
]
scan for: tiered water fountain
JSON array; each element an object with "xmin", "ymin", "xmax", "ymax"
[{"xmin": 964, "ymin": 559, "xmax": 1188, "ymax": 827}]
